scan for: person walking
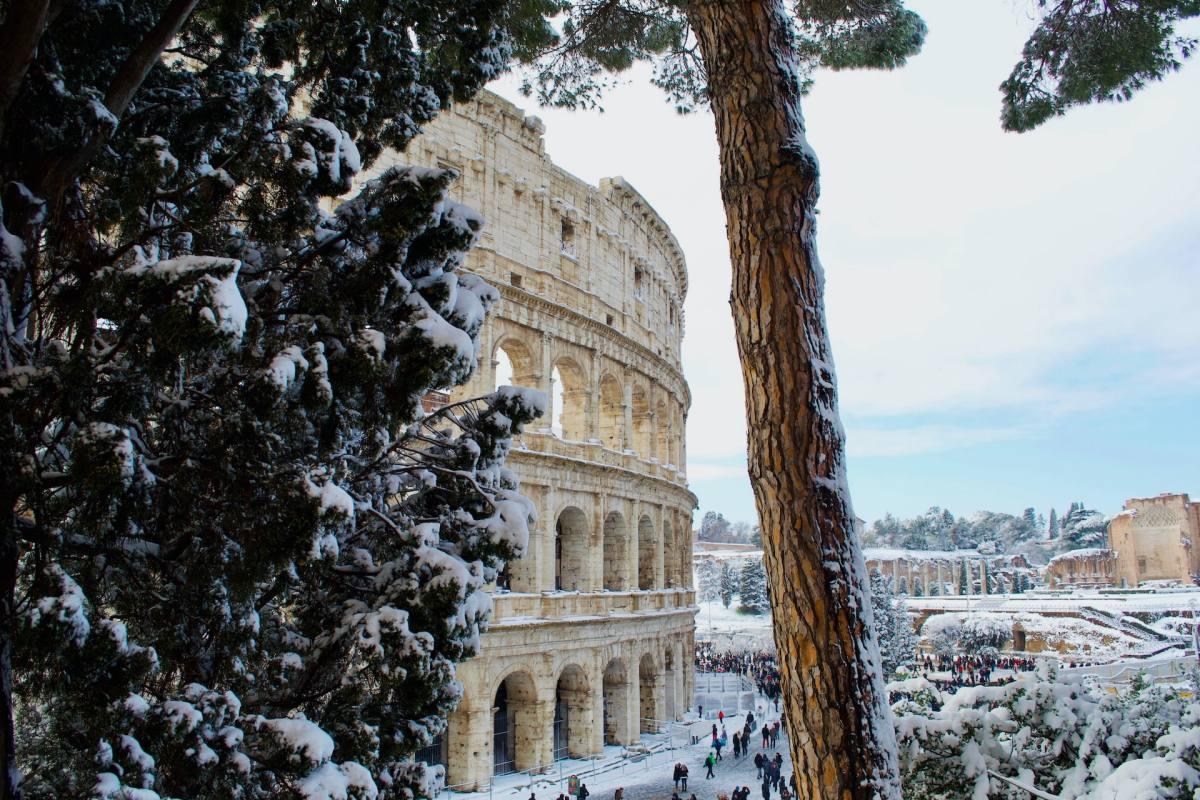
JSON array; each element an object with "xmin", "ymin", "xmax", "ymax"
[
  {"xmin": 761, "ymin": 779, "xmax": 771, "ymax": 800},
  {"xmin": 681, "ymin": 763, "xmax": 689, "ymax": 791},
  {"xmin": 578, "ymin": 784, "xmax": 590, "ymax": 800},
  {"xmin": 761, "ymin": 724, "xmax": 770, "ymax": 749},
  {"xmin": 705, "ymin": 752, "xmax": 716, "ymax": 780},
  {"xmin": 614, "ymin": 789, "xmax": 624, "ymax": 800},
  {"xmin": 754, "ymin": 752, "xmax": 764, "ymax": 780},
  {"xmin": 732, "ymin": 731, "xmax": 741, "ymax": 758},
  {"xmin": 715, "ymin": 737, "xmax": 723, "ymax": 761},
  {"xmin": 673, "ymin": 763, "xmax": 683, "ymax": 790}
]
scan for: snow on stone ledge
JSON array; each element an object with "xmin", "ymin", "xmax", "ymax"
[{"xmin": 1046, "ymin": 548, "xmax": 1116, "ymax": 567}]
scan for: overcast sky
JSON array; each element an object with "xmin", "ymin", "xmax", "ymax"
[{"xmin": 488, "ymin": 0, "xmax": 1200, "ymax": 527}]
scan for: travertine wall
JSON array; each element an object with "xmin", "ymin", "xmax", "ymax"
[
  {"xmin": 380, "ymin": 92, "xmax": 697, "ymax": 788},
  {"xmin": 1110, "ymin": 494, "xmax": 1200, "ymax": 587}
]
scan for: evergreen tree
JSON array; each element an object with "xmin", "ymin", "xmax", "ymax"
[
  {"xmin": 1061, "ymin": 505, "xmax": 1109, "ymax": 549},
  {"xmin": 960, "ymin": 560, "xmax": 970, "ymax": 594},
  {"xmin": 1022, "ymin": 507, "xmax": 1037, "ymax": 532},
  {"xmin": 718, "ymin": 562, "xmax": 737, "ymax": 609},
  {"xmin": 868, "ymin": 572, "xmax": 917, "ymax": 681},
  {"xmin": 1049, "ymin": 507, "xmax": 1061, "ymax": 539},
  {"xmin": 0, "ymin": 1, "xmax": 556, "ymax": 796},
  {"xmin": 737, "ymin": 558, "xmax": 770, "ymax": 614},
  {"xmin": 697, "ymin": 558, "xmax": 721, "ymax": 604}
]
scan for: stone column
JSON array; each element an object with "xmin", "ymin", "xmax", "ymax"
[
  {"xmin": 936, "ymin": 562, "xmax": 943, "ymax": 596},
  {"xmin": 540, "ymin": 332, "xmax": 554, "ymax": 422},
  {"xmin": 591, "ymin": 495, "xmax": 606, "ymax": 592},
  {"xmin": 446, "ymin": 700, "xmax": 493, "ymax": 790},
  {"xmin": 588, "ymin": 351, "xmax": 601, "ymax": 440},
  {"xmin": 622, "ymin": 380, "xmax": 634, "ymax": 451},
  {"xmin": 656, "ymin": 505, "xmax": 667, "ymax": 590}
]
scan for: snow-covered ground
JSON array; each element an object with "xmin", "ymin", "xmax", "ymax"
[
  {"xmin": 443, "ymin": 704, "xmax": 792, "ymax": 800},
  {"xmin": 905, "ymin": 587, "xmax": 1200, "ymax": 615}
]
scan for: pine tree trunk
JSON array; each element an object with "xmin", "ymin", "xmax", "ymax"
[{"xmin": 686, "ymin": 1, "xmax": 900, "ymax": 798}]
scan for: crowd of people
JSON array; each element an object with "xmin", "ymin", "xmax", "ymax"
[
  {"xmin": 693, "ymin": 645, "xmax": 782, "ymax": 702},
  {"xmin": 918, "ymin": 653, "xmax": 1037, "ymax": 688}
]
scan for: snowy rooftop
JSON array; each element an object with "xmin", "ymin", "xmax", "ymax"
[{"xmin": 1046, "ymin": 548, "xmax": 1115, "ymax": 566}]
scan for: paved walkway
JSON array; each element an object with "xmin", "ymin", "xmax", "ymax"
[{"xmin": 458, "ymin": 700, "xmax": 794, "ymax": 800}]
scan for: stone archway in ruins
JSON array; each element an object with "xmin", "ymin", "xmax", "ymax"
[
  {"xmin": 554, "ymin": 664, "xmax": 593, "ymax": 760},
  {"xmin": 604, "ymin": 511, "xmax": 630, "ymax": 590},
  {"xmin": 603, "ymin": 657, "xmax": 632, "ymax": 745},
  {"xmin": 638, "ymin": 514, "xmax": 657, "ymax": 590},
  {"xmin": 556, "ymin": 507, "xmax": 590, "ymax": 591},
  {"xmin": 493, "ymin": 669, "xmax": 538, "ymax": 776},
  {"xmin": 639, "ymin": 652, "xmax": 663, "ymax": 733},
  {"xmin": 599, "ymin": 373, "xmax": 624, "ymax": 451}
]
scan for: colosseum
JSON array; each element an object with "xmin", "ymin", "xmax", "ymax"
[{"xmin": 368, "ymin": 91, "xmax": 698, "ymax": 789}]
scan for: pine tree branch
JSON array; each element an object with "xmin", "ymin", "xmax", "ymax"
[
  {"xmin": 37, "ymin": 0, "xmax": 201, "ymax": 210},
  {"xmin": 0, "ymin": 0, "xmax": 53, "ymax": 141}
]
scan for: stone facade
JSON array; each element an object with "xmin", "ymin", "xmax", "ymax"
[
  {"xmin": 1045, "ymin": 548, "xmax": 1116, "ymax": 589},
  {"xmin": 864, "ymin": 548, "xmax": 1031, "ymax": 595},
  {"xmin": 368, "ymin": 92, "xmax": 697, "ymax": 788},
  {"xmin": 1109, "ymin": 494, "xmax": 1200, "ymax": 587}
]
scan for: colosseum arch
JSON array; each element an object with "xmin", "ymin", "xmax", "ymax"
[
  {"xmin": 551, "ymin": 357, "xmax": 589, "ymax": 441},
  {"xmin": 492, "ymin": 669, "xmax": 538, "ymax": 775},
  {"xmin": 630, "ymin": 384, "xmax": 651, "ymax": 458},
  {"xmin": 638, "ymin": 652, "xmax": 662, "ymax": 733},
  {"xmin": 637, "ymin": 515, "xmax": 657, "ymax": 590},
  {"xmin": 654, "ymin": 399, "xmax": 671, "ymax": 464},
  {"xmin": 554, "ymin": 664, "xmax": 592, "ymax": 760},
  {"xmin": 603, "ymin": 511, "xmax": 630, "ymax": 590},
  {"xmin": 602, "ymin": 657, "xmax": 632, "ymax": 745},
  {"xmin": 556, "ymin": 507, "xmax": 590, "ymax": 591},
  {"xmin": 662, "ymin": 517, "xmax": 676, "ymax": 588},
  {"xmin": 599, "ymin": 373, "xmax": 624, "ymax": 451},
  {"xmin": 492, "ymin": 335, "xmax": 538, "ymax": 391}
]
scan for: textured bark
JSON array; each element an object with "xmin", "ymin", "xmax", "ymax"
[{"xmin": 686, "ymin": 1, "xmax": 900, "ymax": 798}]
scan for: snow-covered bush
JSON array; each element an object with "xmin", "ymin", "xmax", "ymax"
[
  {"xmin": 921, "ymin": 613, "xmax": 964, "ymax": 657},
  {"xmin": 959, "ymin": 613, "xmax": 1012, "ymax": 652},
  {"xmin": 0, "ymin": 1, "xmax": 557, "ymax": 797},
  {"xmin": 893, "ymin": 666, "xmax": 1200, "ymax": 799}
]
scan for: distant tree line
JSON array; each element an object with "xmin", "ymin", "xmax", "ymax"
[
  {"xmin": 696, "ymin": 510, "xmax": 762, "ymax": 545},
  {"xmin": 864, "ymin": 502, "xmax": 1109, "ymax": 556}
]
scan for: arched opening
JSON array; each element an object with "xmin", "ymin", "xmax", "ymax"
[
  {"xmin": 551, "ymin": 358, "xmax": 588, "ymax": 440},
  {"xmin": 602, "ymin": 658, "xmax": 631, "ymax": 745},
  {"xmin": 631, "ymin": 384, "xmax": 651, "ymax": 457},
  {"xmin": 1012, "ymin": 624, "xmax": 1027, "ymax": 652},
  {"xmin": 599, "ymin": 374, "xmax": 624, "ymax": 451},
  {"xmin": 655, "ymin": 399, "xmax": 670, "ymax": 464},
  {"xmin": 493, "ymin": 337, "xmax": 537, "ymax": 391},
  {"xmin": 556, "ymin": 507, "xmax": 589, "ymax": 591},
  {"xmin": 555, "ymin": 665, "xmax": 592, "ymax": 760},
  {"xmin": 493, "ymin": 670, "xmax": 538, "ymax": 776},
  {"xmin": 637, "ymin": 515, "xmax": 657, "ymax": 590},
  {"xmin": 639, "ymin": 653, "xmax": 662, "ymax": 733},
  {"xmin": 604, "ymin": 512, "xmax": 629, "ymax": 591}
]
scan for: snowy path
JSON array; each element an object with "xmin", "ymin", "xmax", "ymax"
[{"xmin": 449, "ymin": 702, "xmax": 794, "ymax": 800}]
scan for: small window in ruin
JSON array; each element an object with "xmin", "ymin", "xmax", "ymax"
[
  {"xmin": 633, "ymin": 267, "xmax": 644, "ymax": 299},
  {"xmin": 561, "ymin": 219, "xmax": 576, "ymax": 258},
  {"xmin": 510, "ymin": 272, "xmax": 523, "ymax": 288},
  {"xmin": 606, "ymin": 313, "xmax": 614, "ymax": 326}
]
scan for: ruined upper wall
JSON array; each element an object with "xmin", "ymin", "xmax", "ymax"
[{"xmin": 369, "ymin": 90, "xmax": 689, "ymax": 368}]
